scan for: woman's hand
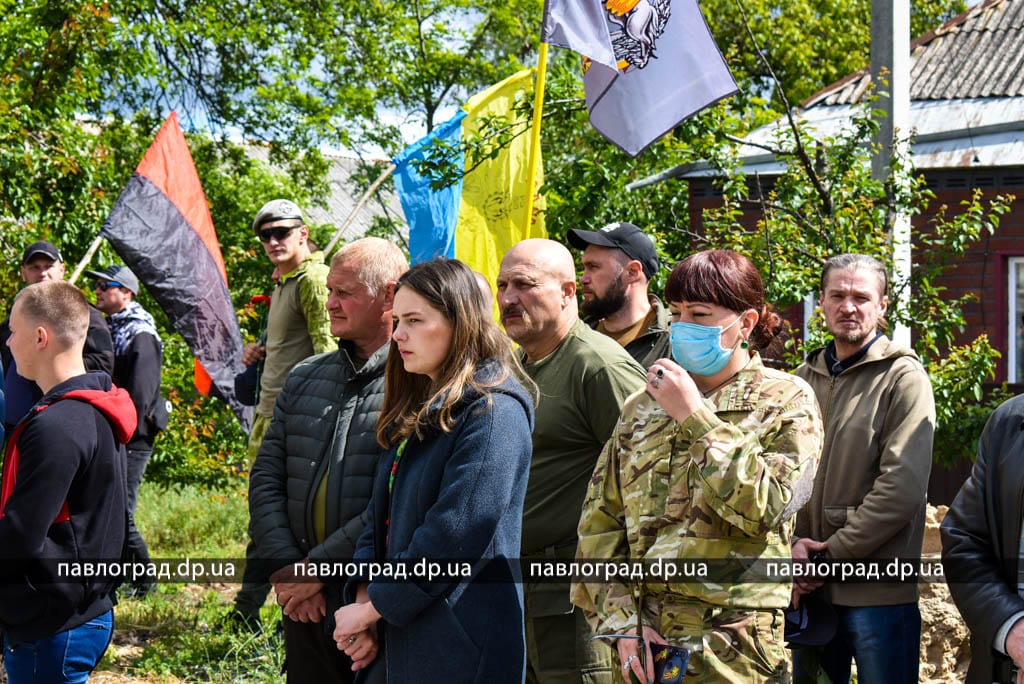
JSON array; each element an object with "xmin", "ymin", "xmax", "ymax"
[
  {"xmin": 616, "ymin": 626, "xmax": 669, "ymax": 683},
  {"xmin": 333, "ymin": 584, "xmax": 383, "ymax": 669},
  {"xmin": 646, "ymin": 358, "xmax": 704, "ymax": 423},
  {"xmin": 337, "ymin": 625, "xmax": 379, "ymax": 671}
]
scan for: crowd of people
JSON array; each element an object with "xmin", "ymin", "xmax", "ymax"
[{"xmin": 0, "ymin": 202, "xmax": 1022, "ymax": 684}]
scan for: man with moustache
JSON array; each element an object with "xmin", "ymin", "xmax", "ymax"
[
  {"xmin": 791, "ymin": 253, "xmax": 935, "ymax": 684},
  {"xmin": 567, "ymin": 222, "xmax": 670, "ymax": 368},
  {"xmin": 497, "ymin": 239, "xmax": 645, "ymax": 684},
  {"xmin": 249, "ymin": 237, "xmax": 407, "ymax": 682}
]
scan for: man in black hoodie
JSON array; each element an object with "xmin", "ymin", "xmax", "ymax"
[{"xmin": 0, "ymin": 280, "xmax": 136, "ymax": 684}]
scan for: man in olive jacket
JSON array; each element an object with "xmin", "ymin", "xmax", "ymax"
[
  {"xmin": 248, "ymin": 238, "xmax": 407, "ymax": 683},
  {"xmin": 792, "ymin": 254, "xmax": 935, "ymax": 684}
]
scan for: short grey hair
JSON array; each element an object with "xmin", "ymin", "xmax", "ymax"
[{"xmin": 330, "ymin": 238, "xmax": 409, "ymax": 296}]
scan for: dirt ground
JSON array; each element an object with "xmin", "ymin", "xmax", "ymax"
[{"xmin": 919, "ymin": 504, "xmax": 971, "ymax": 683}]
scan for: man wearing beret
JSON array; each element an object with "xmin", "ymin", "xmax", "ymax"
[{"xmin": 232, "ymin": 199, "xmax": 335, "ymax": 630}]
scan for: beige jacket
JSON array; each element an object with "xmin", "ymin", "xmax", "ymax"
[{"xmin": 795, "ymin": 336, "xmax": 935, "ymax": 606}]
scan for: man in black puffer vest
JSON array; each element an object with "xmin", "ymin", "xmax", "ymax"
[{"xmin": 249, "ymin": 237, "xmax": 408, "ymax": 684}]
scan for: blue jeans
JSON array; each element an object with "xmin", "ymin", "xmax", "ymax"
[
  {"xmin": 791, "ymin": 603, "xmax": 920, "ymax": 684},
  {"xmin": 3, "ymin": 610, "xmax": 114, "ymax": 684}
]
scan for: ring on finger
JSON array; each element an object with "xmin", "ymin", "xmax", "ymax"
[
  {"xmin": 623, "ymin": 654, "xmax": 637, "ymax": 669},
  {"xmin": 347, "ymin": 635, "xmax": 357, "ymax": 644},
  {"xmin": 650, "ymin": 377, "xmax": 660, "ymax": 388},
  {"xmin": 656, "ymin": 368, "xmax": 664, "ymax": 378}
]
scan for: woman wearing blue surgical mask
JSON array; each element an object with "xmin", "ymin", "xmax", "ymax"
[{"xmin": 572, "ymin": 249, "xmax": 823, "ymax": 684}]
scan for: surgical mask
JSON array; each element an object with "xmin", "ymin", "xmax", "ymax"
[{"xmin": 670, "ymin": 316, "xmax": 742, "ymax": 376}]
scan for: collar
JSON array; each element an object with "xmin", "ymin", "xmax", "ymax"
[
  {"xmin": 278, "ymin": 251, "xmax": 325, "ymax": 285},
  {"xmin": 824, "ymin": 332, "xmax": 884, "ymax": 377}
]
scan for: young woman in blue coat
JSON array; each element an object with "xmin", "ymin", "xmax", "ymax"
[{"xmin": 333, "ymin": 257, "xmax": 534, "ymax": 683}]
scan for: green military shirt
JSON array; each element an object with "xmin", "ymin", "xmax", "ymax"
[
  {"xmin": 521, "ymin": 319, "xmax": 645, "ymax": 556},
  {"xmin": 256, "ymin": 251, "xmax": 334, "ymax": 418},
  {"xmin": 572, "ymin": 353, "xmax": 822, "ymax": 636}
]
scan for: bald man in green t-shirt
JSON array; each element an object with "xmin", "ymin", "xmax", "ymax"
[{"xmin": 498, "ymin": 239, "xmax": 645, "ymax": 684}]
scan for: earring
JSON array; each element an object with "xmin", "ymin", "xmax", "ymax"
[{"xmin": 741, "ymin": 339, "xmax": 749, "ymax": 349}]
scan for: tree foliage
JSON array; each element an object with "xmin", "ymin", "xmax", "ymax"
[{"xmin": 0, "ymin": 0, "xmax": 994, "ymax": 482}]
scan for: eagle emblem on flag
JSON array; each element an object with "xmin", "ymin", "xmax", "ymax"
[{"xmin": 606, "ymin": 0, "xmax": 671, "ymax": 71}]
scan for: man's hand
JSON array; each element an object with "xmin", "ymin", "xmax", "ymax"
[
  {"xmin": 271, "ymin": 559, "xmax": 324, "ymax": 615},
  {"xmin": 790, "ymin": 537, "xmax": 828, "ymax": 608},
  {"xmin": 1005, "ymin": 618, "xmax": 1024, "ymax": 684},
  {"xmin": 242, "ymin": 343, "xmax": 266, "ymax": 366},
  {"xmin": 286, "ymin": 592, "xmax": 327, "ymax": 623}
]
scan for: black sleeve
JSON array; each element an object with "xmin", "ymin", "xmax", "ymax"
[
  {"xmin": 122, "ymin": 333, "xmax": 163, "ymax": 439},
  {"xmin": 941, "ymin": 404, "xmax": 1024, "ymax": 656},
  {"xmin": 0, "ymin": 317, "xmax": 12, "ymax": 373},
  {"xmin": 84, "ymin": 307, "xmax": 115, "ymax": 376},
  {"xmin": 249, "ymin": 385, "xmax": 305, "ymax": 572}
]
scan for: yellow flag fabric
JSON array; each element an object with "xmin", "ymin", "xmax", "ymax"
[{"xmin": 456, "ymin": 69, "xmax": 547, "ymax": 318}]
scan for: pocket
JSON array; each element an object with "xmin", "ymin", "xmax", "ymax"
[
  {"xmin": 823, "ymin": 506, "xmax": 852, "ymax": 534},
  {"xmin": 61, "ymin": 611, "xmax": 114, "ymax": 678},
  {"xmin": 526, "ymin": 581, "xmax": 574, "ymax": 617},
  {"xmin": 702, "ymin": 609, "xmax": 789, "ymax": 680}
]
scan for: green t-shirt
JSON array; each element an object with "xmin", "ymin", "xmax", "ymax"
[{"xmin": 520, "ymin": 319, "xmax": 645, "ymax": 555}]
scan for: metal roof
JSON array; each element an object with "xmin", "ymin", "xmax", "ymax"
[
  {"xmin": 245, "ymin": 145, "xmax": 406, "ymax": 242},
  {"xmin": 805, "ymin": 0, "xmax": 1024, "ymax": 106},
  {"xmin": 630, "ymin": 0, "xmax": 1024, "ymax": 188}
]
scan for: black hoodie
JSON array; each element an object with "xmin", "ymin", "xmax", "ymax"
[{"xmin": 0, "ymin": 371, "xmax": 136, "ymax": 644}]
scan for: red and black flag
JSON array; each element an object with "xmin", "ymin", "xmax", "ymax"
[{"xmin": 102, "ymin": 112, "xmax": 249, "ymax": 426}]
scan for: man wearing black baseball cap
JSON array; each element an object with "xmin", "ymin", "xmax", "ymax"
[
  {"xmin": 566, "ymin": 222, "xmax": 671, "ymax": 368},
  {"xmin": 1, "ymin": 241, "xmax": 115, "ymax": 434}
]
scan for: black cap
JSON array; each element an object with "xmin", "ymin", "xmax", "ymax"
[
  {"xmin": 566, "ymin": 222, "xmax": 659, "ymax": 279},
  {"xmin": 84, "ymin": 264, "xmax": 141, "ymax": 295},
  {"xmin": 252, "ymin": 199, "xmax": 304, "ymax": 233},
  {"xmin": 22, "ymin": 241, "xmax": 63, "ymax": 265},
  {"xmin": 784, "ymin": 593, "xmax": 838, "ymax": 647}
]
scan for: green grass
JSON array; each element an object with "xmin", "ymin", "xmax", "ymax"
[
  {"xmin": 97, "ymin": 478, "xmax": 286, "ymax": 682},
  {"xmin": 135, "ymin": 480, "xmax": 250, "ymax": 558}
]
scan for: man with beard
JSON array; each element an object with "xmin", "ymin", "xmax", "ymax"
[
  {"xmin": 497, "ymin": 239, "xmax": 645, "ymax": 683},
  {"xmin": 790, "ymin": 253, "xmax": 934, "ymax": 684},
  {"xmin": 566, "ymin": 222, "xmax": 670, "ymax": 367}
]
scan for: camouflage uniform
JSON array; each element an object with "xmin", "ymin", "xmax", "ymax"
[{"xmin": 572, "ymin": 353, "xmax": 822, "ymax": 683}]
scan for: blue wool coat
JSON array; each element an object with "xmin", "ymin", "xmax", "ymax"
[{"xmin": 349, "ymin": 368, "xmax": 533, "ymax": 683}]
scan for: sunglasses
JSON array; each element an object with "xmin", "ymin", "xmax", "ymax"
[
  {"xmin": 258, "ymin": 225, "xmax": 300, "ymax": 243},
  {"xmin": 97, "ymin": 281, "xmax": 124, "ymax": 292}
]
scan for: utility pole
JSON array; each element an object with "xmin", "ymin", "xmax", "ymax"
[{"xmin": 871, "ymin": 0, "xmax": 912, "ymax": 347}]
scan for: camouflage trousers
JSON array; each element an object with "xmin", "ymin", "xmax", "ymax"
[{"xmin": 612, "ymin": 599, "xmax": 791, "ymax": 684}]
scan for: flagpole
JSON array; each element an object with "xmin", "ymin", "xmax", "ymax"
[
  {"xmin": 524, "ymin": 42, "xmax": 549, "ymax": 229},
  {"xmin": 69, "ymin": 233, "xmax": 106, "ymax": 285},
  {"xmin": 323, "ymin": 163, "xmax": 398, "ymax": 256}
]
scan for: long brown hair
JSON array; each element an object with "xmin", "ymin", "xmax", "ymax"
[
  {"xmin": 665, "ymin": 249, "xmax": 783, "ymax": 353},
  {"xmin": 376, "ymin": 258, "xmax": 516, "ymax": 447}
]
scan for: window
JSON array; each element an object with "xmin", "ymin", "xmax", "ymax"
[{"xmin": 1007, "ymin": 258, "xmax": 1024, "ymax": 383}]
